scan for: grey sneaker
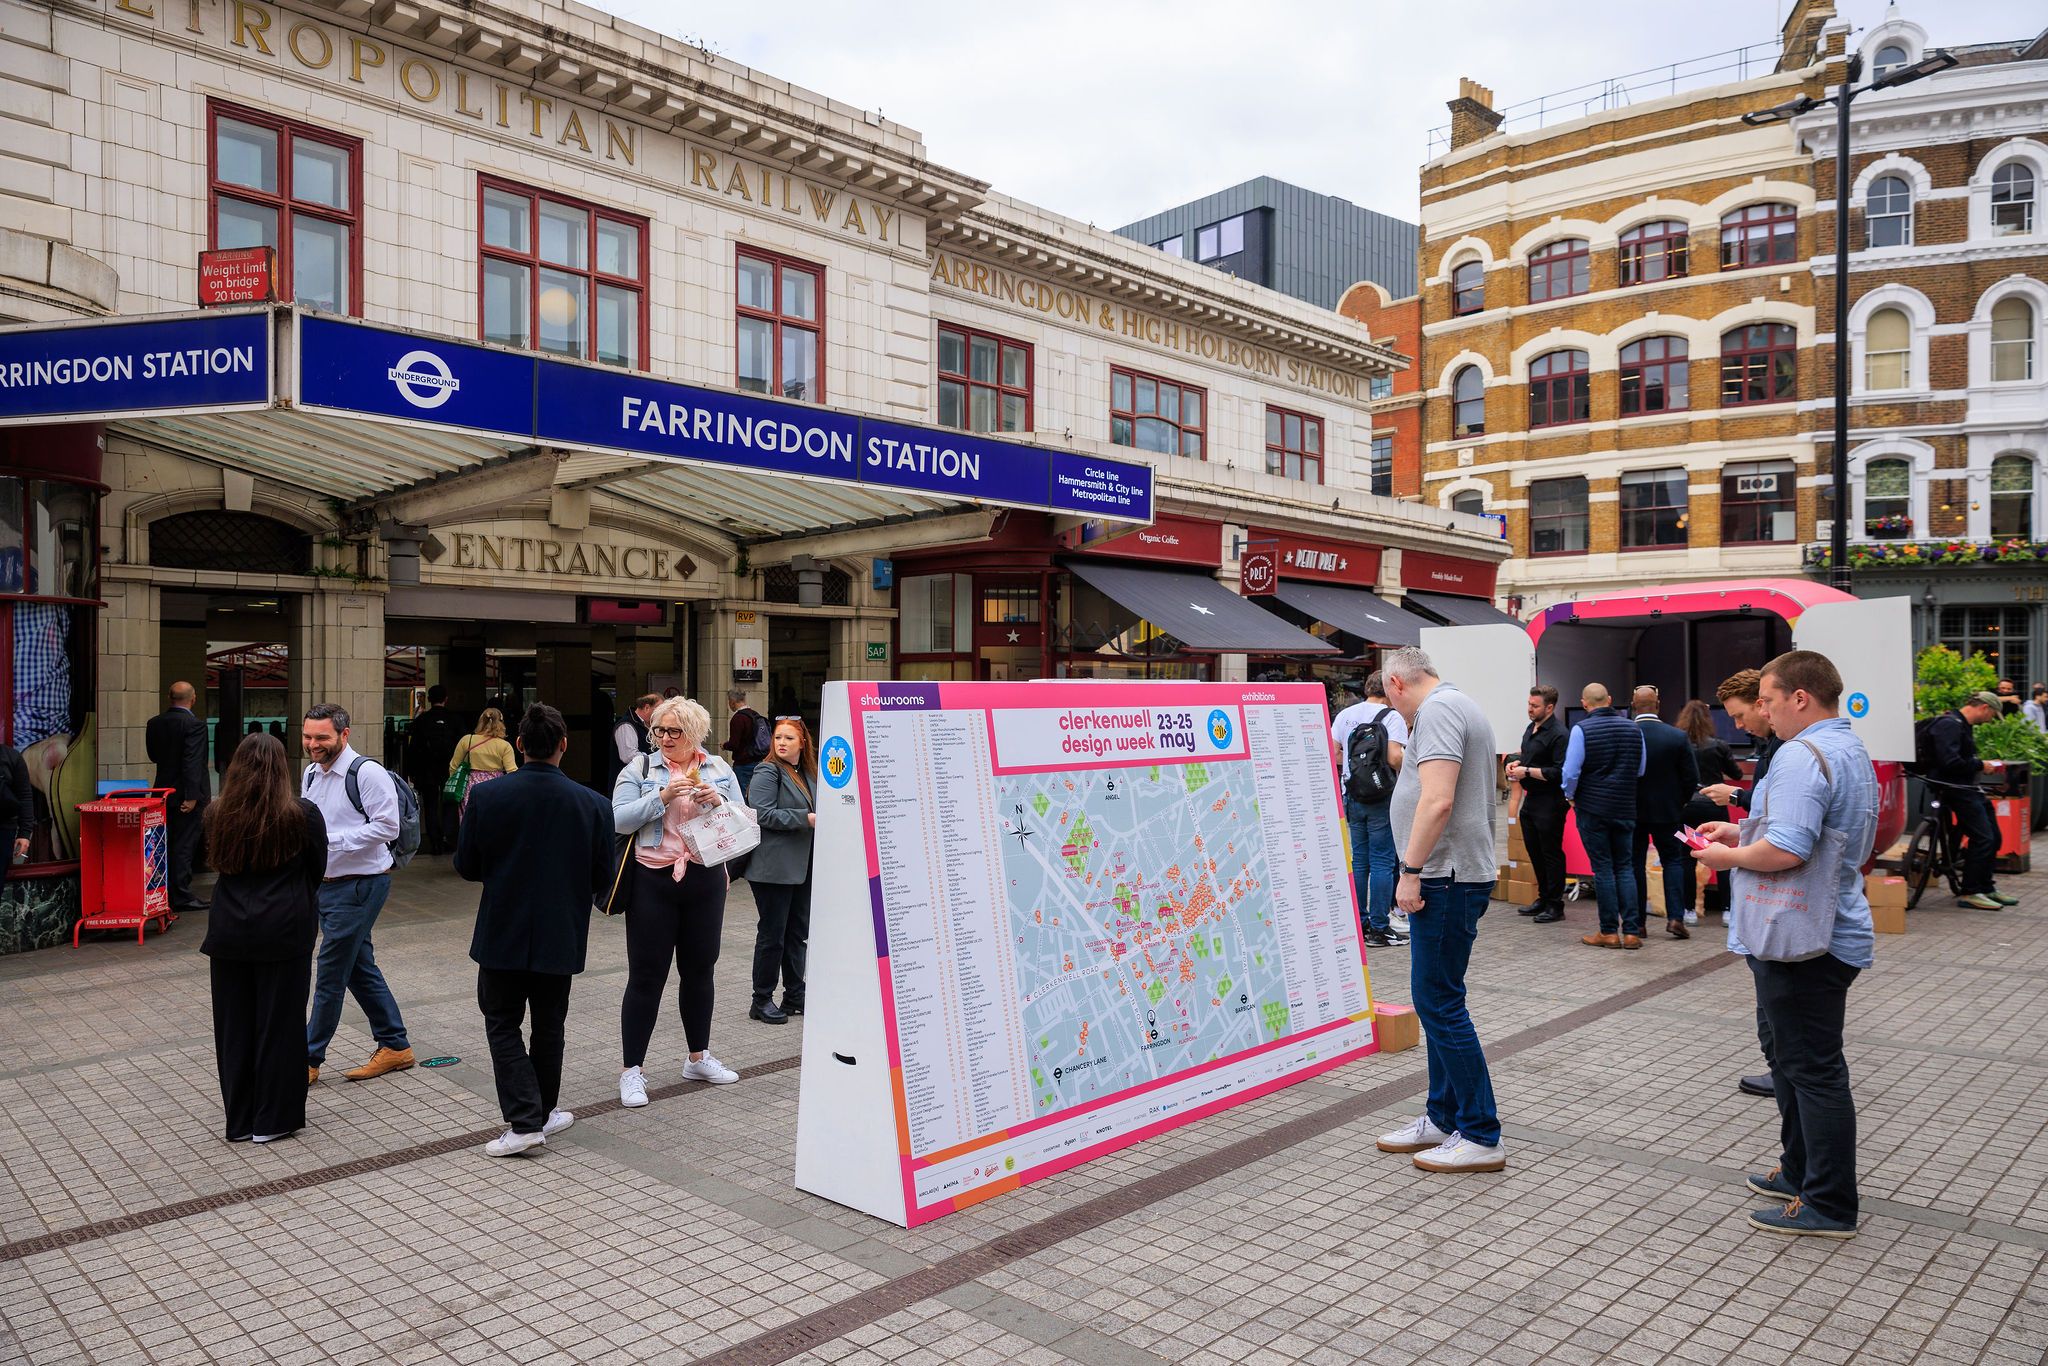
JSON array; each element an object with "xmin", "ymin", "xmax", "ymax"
[{"xmin": 1746, "ymin": 1166, "xmax": 1796, "ymax": 1199}]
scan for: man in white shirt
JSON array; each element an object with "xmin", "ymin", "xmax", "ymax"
[
  {"xmin": 2026, "ymin": 685, "xmax": 2046, "ymax": 732},
  {"xmin": 1332, "ymin": 672, "xmax": 1410, "ymax": 947},
  {"xmin": 614, "ymin": 694, "xmax": 659, "ymax": 769},
  {"xmin": 302, "ymin": 702, "xmax": 415, "ymax": 1086}
]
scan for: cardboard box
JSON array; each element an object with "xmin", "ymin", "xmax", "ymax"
[
  {"xmin": 1865, "ymin": 874, "xmax": 1909, "ymax": 910},
  {"xmin": 1373, "ymin": 1001, "xmax": 1419, "ymax": 1052},
  {"xmin": 1871, "ymin": 902, "xmax": 1906, "ymax": 935}
]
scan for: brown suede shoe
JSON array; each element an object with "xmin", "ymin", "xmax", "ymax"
[
  {"xmin": 307, "ymin": 1066, "xmax": 319, "ymax": 1087},
  {"xmin": 1666, "ymin": 921, "xmax": 1690, "ymax": 940},
  {"xmin": 1581, "ymin": 933, "xmax": 1620, "ymax": 948},
  {"xmin": 343, "ymin": 1046, "xmax": 415, "ymax": 1081},
  {"xmin": 1620, "ymin": 934, "xmax": 1643, "ymax": 950}
]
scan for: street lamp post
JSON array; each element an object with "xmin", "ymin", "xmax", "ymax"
[{"xmin": 1743, "ymin": 47, "xmax": 1957, "ymax": 596}]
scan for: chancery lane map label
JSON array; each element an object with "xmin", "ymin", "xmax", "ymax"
[{"xmin": 793, "ymin": 681, "xmax": 1377, "ymax": 1227}]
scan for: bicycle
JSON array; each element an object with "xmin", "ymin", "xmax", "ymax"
[{"xmin": 1900, "ymin": 777, "xmax": 1977, "ymax": 909}]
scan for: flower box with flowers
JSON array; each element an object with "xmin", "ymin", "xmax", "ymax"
[{"xmin": 1864, "ymin": 515, "xmax": 1913, "ymax": 539}]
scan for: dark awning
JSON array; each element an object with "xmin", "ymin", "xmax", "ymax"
[
  {"xmin": 1064, "ymin": 559, "xmax": 1337, "ymax": 653},
  {"xmin": 1270, "ymin": 581, "xmax": 1438, "ymax": 648},
  {"xmin": 1403, "ymin": 589, "xmax": 1524, "ymax": 629}
]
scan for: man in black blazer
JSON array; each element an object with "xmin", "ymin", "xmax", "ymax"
[
  {"xmin": 146, "ymin": 681, "xmax": 212, "ymax": 911},
  {"xmin": 1629, "ymin": 686, "xmax": 1700, "ymax": 940},
  {"xmin": 454, "ymin": 703, "xmax": 614, "ymax": 1157},
  {"xmin": 1505, "ymin": 685, "xmax": 1570, "ymax": 923}
]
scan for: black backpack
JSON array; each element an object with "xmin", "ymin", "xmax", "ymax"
[
  {"xmin": 1345, "ymin": 712, "xmax": 1397, "ymax": 805},
  {"xmin": 1910, "ymin": 713, "xmax": 1948, "ymax": 775}
]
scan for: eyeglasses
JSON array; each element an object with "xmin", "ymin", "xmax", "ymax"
[{"xmin": 650, "ymin": 726, "xmax": 688, "ymax": 740}]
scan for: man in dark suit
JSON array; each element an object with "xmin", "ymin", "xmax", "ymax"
[
  {"xmin": 1630, "ymin": 686, "xmax": 1701, "ymax": 940},
  {"xmin": 454, "ymin": 703, "xmax": 614, "ymax": 1158},
  {"xmin": 146, "ymin": 681, "xmax": 212, "ymax": 911},
  {"xmin": 1505, "ymin": 685, "xmax": 1570, "ymax": 923},
  {"xmin": 403, "ymin": 686, "xmax": 463, "ymax": 855}
]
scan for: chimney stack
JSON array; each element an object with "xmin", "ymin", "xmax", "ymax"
[{"xmin": 1447, "ymin": 78, "xmax": 1504, "ymax": 151}]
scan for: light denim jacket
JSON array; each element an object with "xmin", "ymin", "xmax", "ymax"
[{"xmin": 611, "ymin": 752, "xmax": 745, "ymax": 848}]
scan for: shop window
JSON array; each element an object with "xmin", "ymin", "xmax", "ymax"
[
  {"xmin": 1991, "ymin": 297, "xmax": 2036, "ymax": 382},
  {"xmin": 1866, "ymin": 176, "xmax": 1913, "ymax": 248},
  {"xmin": 0, "ymin": 479, "xmax": 98, "ymax": 601},
  {"xmin": 1111, "ymin": 367, "xmax": 1205, "ymax": 460},
  {"xmin": 1451, "ymin": 260, "xmax": 1485, "ymax": 315},
  {"xmin": 1527, "ymin": 349, "xmax": 1589, "ymax": 428},
  {"xmin": 1865, "ymin": 308, "xmax": 1911, "ymax": 391},
  {"xmin": 1991, "ymin": 455, "xmax": 2034, "ymax": 539},
  {"xmin": 899, "ymin": 573, "xmax": 972, "ymax": 654},
  {"xmin": 480, "ymin": 178, "xmax": 647, "ymax": 368},
  {"xmin": 1195, "ymin": 215, "xmax": 1245, "ymax": 263},
  {"xmin": 1369, "ymin": 436, "xmax": 1394, "ymax": 497},
  {"xmin": 1720, "ymin": 460, "xmax": 1796, "ymax": 544},
  {"xmin": 736, "ymin": 247, "xmax": 823, "ymax": 401},
  {"xmin": 1619, "ymin": 336, "xmax": 1689, "ymax": 415},
  {"xmin": 1864, "ymin": 458, "xmax": 1911, "ymax": 534},
  {"xmin": 1991, "ymin": 164, "xmax": 2036, "ymax": 236},
  {"xmin": 1720, "ymin": 202, "xmax": 1798, "ymax": 268},
  {"xmin": 1619, "ymin": 221, "xmax": 1689, "ymax": 285},
  {"xmin": 938, "ymin": 325, "xmax": 1031, "ymax": 433},
  {"xmin": 762, "ymin": 564, "xmax": 850, "ymax": 605},
  {"xmin": 1620, "ymin": 468, "xmax": 1688, "ymax": 550},
  {"xmin": 1529, "ymin": 476, "xmax": 1589, "ymax": 556},
  {"xmin": 1941, "ymin": 606, "xmax": 2028, "ymax": 688},
  {"xmin": 147, "ymin": 511, "xmax": 311, "ymax": 575},
  {"xmin": 1264, "ymin": 406, "xmax": 1324, "ymax": 483},
  {"xmin": 209, "ymin": 101, "xmax": 361, "ymax": 314},
  {"xmin": 1451, "ymin": 365, "xmax": 1485, "ymax": 437},
  {"xmin": 981, "ymin": 585, "xmax": 1041, "ymax": 623},
  {"xmin": 1720, "ymin": 323, "xmax": 1797, "ymax": 406},
  {"xmin": 1527, "ymin": 238, "xmax": 1589, "ymax": 303}
]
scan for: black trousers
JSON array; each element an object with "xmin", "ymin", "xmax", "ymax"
[
  {"xmin": 210, "ymin": 954, "xmax": 310, "ymax": 1141},
  {"xmin": 750, "ymin": 877, "xmax": 811, "ymax": 1006},
  {"xmin": 477, "ymin": 967, "xmax": 572, "ymax": 1134},
  {"xmin": 416, "ymin": 787, "xmax": 455, "ymax": 854},
  {"xmin": 1631, "ymin": 822, "xmax": 1690, "ymax": 925},
  {"xmin": 168, "ymin": 798, "xmax": 208, "ymax": 907},
  {"xmin": 621, "ymin": 859, "xmax": 727, "ymax": 1064},
  {"xmin": 1520, "ymin": 796, "xmax": 1567, "ymax": 908},
  {"xmin": 1949, "ymin": 788, "xmax": 2002, "ymax": 893},
  {"xmin": 1750, "ymin": 953, "xmax": 1861, "ymax": 1225}
]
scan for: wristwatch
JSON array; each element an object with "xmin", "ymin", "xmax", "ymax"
[{"xmin": 1399, "ymin": 862, "xmax": 1425, "ymax": 876}]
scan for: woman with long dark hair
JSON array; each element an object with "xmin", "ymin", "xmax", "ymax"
[
  {"xmin": 1677, "ymin": 698, "xmax": 1743, "ymax": 924},
  {"xmin": 745, "ymin": 717, "xmax": 817, "ymax": 1023},
  {"xmin": 202, "ymin": 732, "xmax": 327, "ymax": 1143}
]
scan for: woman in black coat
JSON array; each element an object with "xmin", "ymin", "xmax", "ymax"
[
  {"xmin": 202, "ymin": 732, "xmax": 326, "ymax": 1144},
  {"xmin": 1676, "ymin": 699, "xmax": 1743, "ymax": 916},
  {"xmin": 745, "ymin": 718, "xmax": 817, "ymax": 1024}
]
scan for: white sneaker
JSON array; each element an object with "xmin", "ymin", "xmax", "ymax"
[
  {"xmin": 484, "ymin": 1128, "xmax": 546, "ymax": 1158},
  {"xmin": 1412, "ymin": 1132, "xmax": 1506, "ymax": 1173},
  {"xmin": 1375, "ymin": 1114, "xmax": 1451, "ymax": 1153},
  {"xmin": 619, "ymin": 1067, "xmax": 649, "ymax": 1108},
  {"xmin": 1684, "ymin": 908, "xmax": 1700, "ymax": 926},
  {"xmin": 1390, "ymin": 912, "xmax": 1410, "ymax": 933},
  {"xmin": 542, "ymin": 1109, "xmax": 574, "ymax": 1136},
  {"xmin": 681, "ymin": 1052, "xmax": 739, "ymax": 1085}
]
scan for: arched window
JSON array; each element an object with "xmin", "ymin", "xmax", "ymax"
[
  {"xmin": 1720, "ymin": 203, "xmax": 1798, "ymax": 268},
  {"xmin": 1452, "ymin": 365, "xmax": 1486, "ymax": 437},
  {"xmin": 1528, "ymin": 239, "xmax": 1589, "ymax": 302},
  {"xmin": 1527, "ymin": 349, "xmax": 1590, "ymax": 428},
  {"xmin": 1864, "ymin": 458, "xmax": 1911, "ymax": 535},
  {"xmin": 1991, "ymin": 296, "xmax": 2036, "ymax": 381},
  {"xmin": 1619, "ymin": 220, "xmax": 1688, "ymax": 285},
  {"xmin": 1619, "ymin": 336, "xmax": 1689, "ymax": 414},
  {"xmin": 1865, "ymin": 307, "xmax": 1911, "ymax": 390},
  {"xmin": 1450, "ymin": 490, "xmax": 1486, "ymax": 516},
  {"xmin": 1992, "ymin": 163, "xmax": 2036, "ymax": 236},
  {"xmin": 1866, "ymin": 175, "xmax": 1913, "ymax": 247},
  {"xmin": 1720, "ymin": 323, "xmax": 1797, "ymax": 406},
  {"xmin": 1991, "ymin": 455, "xmax": 2034, "ymax": 538},
  {"xmin": 1451, "ymin": 260, "xmax": 1485, "ymax": 316},
  {"xmin": 1873, "ymin": 44, "xmax": 1909, "ymax": 80}
]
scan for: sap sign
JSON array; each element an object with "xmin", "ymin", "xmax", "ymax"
[{"xmin": 0, "ymin": 311, "xmax": 272, "ymax": 423}]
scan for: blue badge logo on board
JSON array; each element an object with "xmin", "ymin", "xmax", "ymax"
[
  {"xmin": 821, "ymin": 736, "xmax": 854, "ymax": 788},
  {"xmin": 1847, "ymin": 692, "xmax": 1870, "ymax": 718},
  {"xmin": 1206, "ymin": 709, "xmax": 1233, "ymax": 749}
]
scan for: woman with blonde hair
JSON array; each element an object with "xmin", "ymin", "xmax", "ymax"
[
  {"xmin": 450, "ymin": 707, "xmax": 519, "ymax": 815},
  {"xmin": 745, "ymin": 717, "xmax": 817, "ymax": 1023},
  {"xmin": 611, "ymin": 695, "xmax": 752, "ymax": 1103}
]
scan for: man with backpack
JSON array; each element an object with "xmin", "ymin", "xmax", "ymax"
[
  {"xmin": 1919, "ymin": 691, "xmax": 2015, "ymax": 911},
  {"xmin": 1333, "ymin": 672, "xmax": 1408, "ymax": 948},
  {"xmin": 722, "ymin": 689, "xmax": 772, "ymax": 799},
  {"xmin": 301, "ymin": 702, "xmax": 416, "ymax": 1086}
]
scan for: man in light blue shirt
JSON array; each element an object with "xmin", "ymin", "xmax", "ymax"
[{"xmin": 1692, "ymin": 649, "xmax": 1874, "ymax": 1240}]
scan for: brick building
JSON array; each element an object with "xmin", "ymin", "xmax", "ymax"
[{"xmin": 1336, "ymin": 281, "xmax": 1423, "ymax": 502}]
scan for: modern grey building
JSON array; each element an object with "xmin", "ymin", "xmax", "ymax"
[{"xmin": 1115, "ymin": 177, "xmax": 1419, "ymax": 309}]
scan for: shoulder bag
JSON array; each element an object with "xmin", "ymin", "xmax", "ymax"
[
  {"xmin": 597, "ymin": 754, "xmax": 648, "ymax": 917},
  {"xmin": 1728, "ymin": 738, "xmax": 1846, "ymax": 963},
  {"xmin": 443, "ymin": 735, "xmax": 474, "ymax": 804}
]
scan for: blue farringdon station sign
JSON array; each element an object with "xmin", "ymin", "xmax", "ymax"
[{"xmin": 0, "ymin": 311, "xmax": 273, "ymax": 420}]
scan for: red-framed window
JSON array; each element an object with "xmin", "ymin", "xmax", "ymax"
[
  {"xmin": 1619, "ymin": 336, "xmax": 1689, "ymax": 415},
  {"xmin": 1720, "ymin": 323, "xmax": 1797, "ymax": 406},
  {"xmin": 1619, "ymin": 467, "xmax": 1689, "ymax": 550},
  {"xmin": 479, "ymin": 178, "xmax": 648, "ymax": 369},
  {"xmin": 1719, "ymin": 203, "xmax": 1798, "ymax": 268},
  {"xmin": 208, "ymin": 101, "xmax": 362, "ymax": 315},
  {"xmin": 1527, "ymin": 349, "xmax": 1589, "ymax": 428},
  {"xmin": 1619, "ymin": 220, "xmax": 1688, "ymax": 285},
  {"xmin": 938, "ymin": 325, "xmax": 1031, "ymax": 433},
  {"xmin": 1529, "ymin": 476, "xmax": 1589, "ymax": 556},
  {"xmin": 1110, "ymin": 367, "xmax": 1205, "ymax": 459},
  {"xmin": 736, "ymin": 247, "xmax": 823, "ymax": 402},
  {"xmin": 1263, "ymin": 406, "xmax": 1324, "ymax": 483},
  {"xmin": 1528, "ymin": 238, "xmax": 1589, "ymax": 303},
  {"xmin": 1451, "ymin": 260, "xmax": 1485, "ymax": 315}
]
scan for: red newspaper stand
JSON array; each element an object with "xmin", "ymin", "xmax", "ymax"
[{"xmin": 76, "ymin": 788, "xmax": 178, "ymax": 945}]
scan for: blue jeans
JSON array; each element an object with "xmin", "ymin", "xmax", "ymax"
[
  {"xmin": 1345, "ymin": 795, "xmax": 1395, "ymax": 933},
  {"xmin": 306, "ymin": 874, "xmax": 409, "ymax": 1066},
  {"xmin": 1409, "ymin": 878, "xmax": 1499, "ymax": 1146},
  {"xmin": 733, "ymin": 761, "xmax": 761, "ymax": 802},
  {"xmin": 1576, "ymin": 813, "xmax": 1640, "ymax": 936}
]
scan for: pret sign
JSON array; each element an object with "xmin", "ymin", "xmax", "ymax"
[
  {"xmin": 1239, "ymin": 547, "xmax": 1278, "ymax": 596},
  {"xmin": 197, "ymin": 247, "xmax": 278, "ymax": 306}
]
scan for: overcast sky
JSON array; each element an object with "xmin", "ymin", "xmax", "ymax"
[{"xmin": 597, "ymin": 1, "xmax": 2042, "ymax": 230}]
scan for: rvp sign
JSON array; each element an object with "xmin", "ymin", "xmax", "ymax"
[{"xmin": 1239, "ymin": 548, "xmax": 1278, "ymax": 596}]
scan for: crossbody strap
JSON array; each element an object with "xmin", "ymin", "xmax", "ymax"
[{"xmin": 1756, "ymin": 737, "xmax": 1831, "ymax": 821}]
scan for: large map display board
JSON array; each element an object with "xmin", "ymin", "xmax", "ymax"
[{"xmin": 794, "ymin": 681, "xmax": 1376, "ymax": 1227}]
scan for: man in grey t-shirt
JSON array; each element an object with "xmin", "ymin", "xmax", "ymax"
[{"xmin": 1373, "ymin": 645, "xmax": 1505, "ymax": 1174}]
